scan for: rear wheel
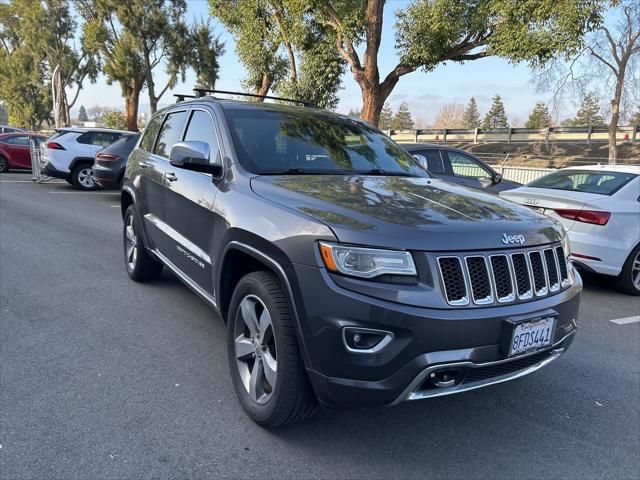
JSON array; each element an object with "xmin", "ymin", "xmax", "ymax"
[
  {"xmin": 123, "ymin": 205, "xmax": 163, "ymax": 282},
  {"xmin": 618, "ymin": 244, "xmax": 640, "ymax": 296},
  {"xmin": 71, "ymin": 164, "xmax": 96, "ymax": 190},
  {"xmin": 227, "ymin": 271, "xmax": 316, "ymax": 427},
  {"xmin": 0, "ymin": 155, "xmax": 9, "ymax": 173}
]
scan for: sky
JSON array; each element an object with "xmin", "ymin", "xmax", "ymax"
[{"xmin": 73, "ymin": 0, "xmax": 555, "ymax": 126}]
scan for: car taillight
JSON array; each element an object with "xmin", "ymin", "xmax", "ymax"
[
  {"xmin": 554, "ymin": 208, "xmax": 611, "ymax": 226},
  {"xmin": 46, "ymin": 141, "xmax": 65, "ymax": 150},
  {"xmin": 96, "ymin": 153, "xmax": 119, "ymax": 161}
]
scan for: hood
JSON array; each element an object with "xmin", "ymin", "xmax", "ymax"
[{"xmin": 251, "ymin": 175, "xmax": 564, "ymax": 251}]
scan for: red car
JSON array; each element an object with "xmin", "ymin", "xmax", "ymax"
[{"xmin": 0, "ymin": 133, "xmax": 45, "ymax": 173}]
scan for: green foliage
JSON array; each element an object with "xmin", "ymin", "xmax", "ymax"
[
  {"xmin": 525, "ymin": 102, "xmax": 552, "ymax": 128},
  {"xmin": 462, "ymin": 97, "xmax": 481, "ymax": 128},
  {"xmin": 190, "ymin": 21, "xmax": 225, "ymax": 90},
  {"xmin": 396, "ymin": 0, "xmax": 609, "ymax": 72},
  {"xmin": 100, "ymin": 108, "xmax": 126, "ymax": 129},
  {"xmin": 347, "ymin": 108, "xmax": 362, "ymax": 118},
  {"xmin": 567, "ymin": 92, "xmax": 605, "ymax": 126},
  {"xmin": 392, "ymin": 102, "xmax": 414, "ymax": 130},
  {"xmin": 78, "ymin": 105, "xmax": 89, "ymax": 122},
  {"xmin": 482, "ymin": 94, "xmax": 508, "ymax": 129},
  {"xmin": 379, "ymin": 103, "xmax": 394, "ymax": 130}
]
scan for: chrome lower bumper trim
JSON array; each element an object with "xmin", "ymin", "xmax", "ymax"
[{"xmin": 391, "ymin": 330, "xmax": 575, "ymax": 405}]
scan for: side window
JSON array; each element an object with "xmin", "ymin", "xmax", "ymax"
[
  {"xmin": 183, "ymin": 110, "xmax": 221, "ymax": 164},
  {"xmin": 140, "ymin": 115, "xmax": 163, "ymax": 152},
  {"xmin": 415, "ymin": 149, "xmax": 445, "ymax": 174},
  {"xmin": 447, "ymin": 151, "xmax": 491, "ymax": 179},
  {"xmin": 92, "ymin": 132, "xmax": 121, "ymax": 147},
  {"xmin": 76, "ymin": 132, "xmax": 93, "ymax": 144},
  {"xmin": 154, "ymin": 111, "xmax": 187, "ymax": 158},
  {"xmin": 5, "ymin": 136, "xmax": 30, "ymax": 145}
]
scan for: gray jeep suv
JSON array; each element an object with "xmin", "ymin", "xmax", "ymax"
[{"xmin": 121, "ymin": 91, "xmax": 581, "ymax": 427}]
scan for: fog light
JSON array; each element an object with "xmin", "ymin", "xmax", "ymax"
[{"xmin": 342, "ymin": 327, "xmax": 394, "ymax": 354}]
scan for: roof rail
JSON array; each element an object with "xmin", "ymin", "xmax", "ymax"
[
  {"xmin": 192, "ymin": 88, "xmax": 315, "ymax": 108},
  {"xmin": 174, "ymin": 93, "xmax": 196, "ymax": 103}
]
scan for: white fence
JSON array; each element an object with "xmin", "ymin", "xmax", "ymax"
[{"xmin": 492, "ymin": 165, "xmax": 554, "ymax": 184}]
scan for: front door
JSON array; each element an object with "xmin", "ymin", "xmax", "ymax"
[
  {"xmin": 442, "ymin": 150, "xmax": 495, "ymax": 190},
  {"xmin": 162, "ymin": 108, "xmax": 221, "ymax": 295}
]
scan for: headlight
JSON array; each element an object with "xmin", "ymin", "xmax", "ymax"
[
  {"xmin": 561, "ymin": 231, "xmax": 571, "ymax": 258},
  {"xmin": 319, "ymin": 242, "xmax": 417, "ymax": 279}
]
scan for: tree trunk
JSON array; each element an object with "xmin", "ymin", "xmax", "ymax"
[
  {"xmin": 256, "ymin": 72, "xmax": 272, "ymax": 100},
  {"xmin": 361, "ymin": 85, "xmax": 383, "ymax": 126},
  {"xmin": 608, "ymin": 73, "xmax": 625, "ymax": 165},
  {"xmin": 124, "ymin": 81, "xmax": 142, "ymax": 132}
]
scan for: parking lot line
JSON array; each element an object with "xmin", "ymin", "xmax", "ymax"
[{"xmin": 609, "ymin": 315, "xmax": 640, "ymax": 325}]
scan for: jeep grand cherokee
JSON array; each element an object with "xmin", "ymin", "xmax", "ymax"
[{"xmin": 120, "ymin": 90, "xmax": 581, "ymax": 427}]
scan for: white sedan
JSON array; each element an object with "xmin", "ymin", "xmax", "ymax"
[{"xmin": 500, "ymin": 164, "xmax": 640, "ymax": 295}]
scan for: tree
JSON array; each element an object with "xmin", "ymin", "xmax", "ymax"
[
  {"xmin": 299, "ymin": 0, "xmax": 608, "ymax": 126},
  {"xmin": 482, "ymin": 95, "xmax": 508, "ymax": 129},
  {"xmin": 190, "ymin": 21, "xmax": 225, "ymax": 90},
  {"xmin": 392, "ymin": 102, "xmax": 414, "ymax": 130},
  {"xmin": 87, "ymin": 105, "xmax": 106, "ymax": 122},
  {"xmin": 347, "ymin": 107, "xmax": 362, "ymax": 118},
  {"xmin": 210, "ymin": 1, "xmax": 344, "ymax": 108},
  {"xmin": 100, "ymin": 108, "xmax": 126, "ymax": 129},
  {"xmin": 630, "ymin": 109, "xmax": 640, "ymax": 125},
  {"xmin": 462, "ymin": 97, "xmax": 481, "ymax": 129},
  {"xmin": 434, "ymin": 102, "xmax": 464, "ymax": 128},
  {"xmin": 571, "ymin": 92, "xmax": 606, "ymax": 126},
  {"xmin": 379, "ymin": 103, "xmax": 394, "ymax": 130},
  {"xmin": 0, "ymin": 103, "xmax": 7, "ymax": 124},
  {"xmin": 525, "ymin": 102, "xmax": 552, "ymax": 128},
  {"xmin": 78, "ymin": 105, "xmax": 89, "ymax": 122},
  {"xmin": 585, "ymin": 1, "xmax": 639, "ymax": 162}
]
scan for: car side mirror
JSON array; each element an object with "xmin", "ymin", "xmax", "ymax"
[
  {"xmin": 412, "ymin": 154, "xmax": 428, "ymax": 171},
  {"xmin": 493, "ymin": 172, "xmax": 503, "ymax": 184},
  {"xmin": 169, "ymin": 141, "xmax": 222, "ymax": 175}
]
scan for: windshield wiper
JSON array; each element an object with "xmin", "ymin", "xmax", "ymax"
[{"xmin": 360, "ymin": 168, "xmax": 421, "ymax": 177}]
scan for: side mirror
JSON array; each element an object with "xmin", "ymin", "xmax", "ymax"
[
  {"xmin": 169, "ymin": 141, "xmax": 222, "ymax": 175},
  {"xmin": 493, "ymin": 172, "xmax": 503, "ymax": 184},
  {"xmin": 412, "ymin": 154, "xmax": 428, "ymax": 171}
]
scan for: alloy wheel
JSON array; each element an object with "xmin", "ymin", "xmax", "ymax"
[
  {"xmin": 77, "ymin": 168, "xmax": 94, "ymax": 188},
  {"xmin": 632, "ymin": 251, "xmax": 640, "ymax": 290},
  {"xmin": 234, "ymin": 294, "xmax": 277, "ymax": 405},
  {"xmin": 125, "ymin": 214, "xmax": 138, "ymax": 270}
]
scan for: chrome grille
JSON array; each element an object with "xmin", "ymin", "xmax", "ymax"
[{"xmin": 438, "ymin": 245, "xmax": 570, "ymax": 306}]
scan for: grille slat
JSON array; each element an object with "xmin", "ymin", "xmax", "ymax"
[
  {"xmin": 438, "ymin": 245, "xmax": 570, "ymax": 306},
  {"xmin": 465, "ymin": 256, "xmax": 493, "ymax": 304}
]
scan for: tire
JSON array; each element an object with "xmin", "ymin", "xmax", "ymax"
[
  {"xmin": 123, "ymin": 205, "xmax": 163, "ymax": 282},
  {"xmin": 0, "ymin": 155, "xmax": 9, "ymax": 173},
  {"xmin": 71, "ymin": 164, "xmax": 96, "ymax": 190},
  {"xmin": 227, "ymin": 271, "xmax": 316, "ymax": 427},
  {"xmin": 617, "ymin": 244, "xmax": 640, "ymax": 296}
]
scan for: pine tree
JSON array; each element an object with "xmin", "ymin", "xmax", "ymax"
[
  {"xmin": 571, "ymin": 92, "xmax": 605, "ymax": 126},
  {"xmin": 525, "ymin": 102, "xmax": 552, "ymax": 128},
  {"xmin": 482, "ymin": 95, "xmax": 508, "ymax": 129},
  {"xmin": 78, "ymin": 105, "xmax": 88, "ymax": 122},
  {"xmin": 347, "ymin": 108, "xmax": 362, "ymax": 118},
  {"xmin": 392, "ymin": 102, "xmax": 414, "ymax": 130},
  {"xmin": 379, "ymin": 103, "xmax": 394, "ymax": 130},
  {"xmin": 462, "ymin": 97, "xmax": 481, "ymax": 128}
]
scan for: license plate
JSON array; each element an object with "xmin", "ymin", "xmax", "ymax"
[{"xmin": 509, "ymin": 317, "xmax": 555, "ymax": 356}]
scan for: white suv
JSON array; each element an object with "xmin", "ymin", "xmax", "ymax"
[{"xmin": 40, "ymin": 127, "xmax": 130, "ymax": 190}]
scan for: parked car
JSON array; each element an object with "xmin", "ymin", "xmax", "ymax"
[
  {"xmin": 400, "ymin": 143, "xmax": 521, "ymax": 192},
  {"xmin": 0, "ymin": 125, "xmax": 27, "ymax": 134},
  {"xmin": 500, "ymin": 165, "xmax": 640, "ymax": 295},
  {"xmin": 40, "ymin": 127, "xmax": 130, "ymax": 190},
  {"xmin": 92, "ymin": 133, "xmax": 140, "ymax": 189},
  {"xmin": 121, "ymin": 93, "xmax": 581, "ymax": 427},
  {"xmin": 0, "ymin": 133, "xmax": 45, "ymax": 172}
]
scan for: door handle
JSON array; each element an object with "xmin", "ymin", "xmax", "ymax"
[
  {"xmin": 165, "ymin": 172, "xmax": 178, "ymax": 182},
  {"xmin": 139, "ymin": 160, "xmax": 152, "ymax": 168}
]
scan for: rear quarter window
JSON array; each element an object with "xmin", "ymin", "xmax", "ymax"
[{"xmin": 139, "ymin": 115, "xmax": 163, "ymax": 152}]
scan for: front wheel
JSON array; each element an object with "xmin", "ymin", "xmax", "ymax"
[
  {"xmin": 227, "ymin": 271, "xmax": 316, "ymax": 427},
  {"xmin": 123, "ymin": 205, "xmax": 163, "ymax": 282},
  {"xmin": 71, "ymin": 164, "xmax": 96, "ymax": 190},
  {"xmin": 618, "ymin": 244, "xmax": 640, "ymax": 296},
  {"xmin": 0, "ymin": 156, "xmax": 9, "ymax": 173}
]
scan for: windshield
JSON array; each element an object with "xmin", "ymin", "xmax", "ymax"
[
  {"xmin": 527, "ymin": 169, "xmax": 637, "ymax": 196},
  {"xmin": 224, "ymin": 107, "xmax": 427, "ymax": 177}
]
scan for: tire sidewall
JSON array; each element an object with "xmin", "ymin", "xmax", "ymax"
[
  {"xmin": 0, "ymin": 156, "xmax": 8, "ymax": 173},
  {"xmin": 620, "ymin": 244, "xmax": 640, "ymax": 295},
  {"xmin": 227, "ymin": 274, "xmax": 288, "ymax": 423},
  {"xmin": 72, "ymin": 165, "xmax": 95, "ymax": 190},
  {"xmin": 123, "ymin": 206, "xmax": 143, "ymax": 277}
]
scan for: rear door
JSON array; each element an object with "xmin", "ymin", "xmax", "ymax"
[
  {"xmin": 162, "ymin": 107, "xmax": 222, "ymax": 294},
  {"xmin": 409, "ymin": 148, "xmax": 446, "ymax": 178}
]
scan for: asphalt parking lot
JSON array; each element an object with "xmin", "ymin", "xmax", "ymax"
[{"xmin": 1, "ymin": 171, "xmax": 639, "ymax": 479}]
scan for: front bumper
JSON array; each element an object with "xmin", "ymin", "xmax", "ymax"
[{"xmin": 292, "ymin": 264, "xmax": 581, "ymax": 408}]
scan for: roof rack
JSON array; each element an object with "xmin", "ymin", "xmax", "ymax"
[
  {"xmin": 192, "ymin": 88, "xmax": 315, "ymax": 108},
  {"xmin": 174, "ymin": 93, "xmax": 196, "ymax": 103}
]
